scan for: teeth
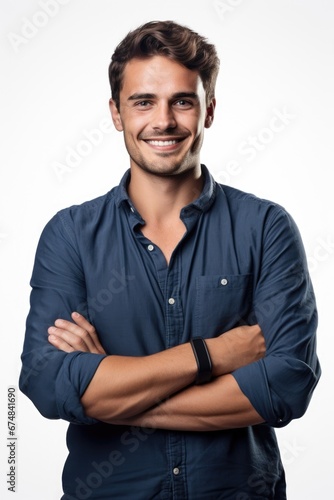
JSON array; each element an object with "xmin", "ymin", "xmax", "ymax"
[{"xmin": 147, "ymin": 140, "xmax": 178, "ymax": 146}]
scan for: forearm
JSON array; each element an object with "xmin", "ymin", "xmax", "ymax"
[
  {"xmin": 49, "ymin": 315, "xmax": 265, "ymax": 423},
  {"xmin": 81, "ymin": 342, "xmax": 198, "ymax": 420},
  {"xmin": 81, "ymin": 324, "xmax": 265, "ymax": 422},
  {"xmin": 110, "ymin": 374, "xmax": 264, "ymax": 431}
]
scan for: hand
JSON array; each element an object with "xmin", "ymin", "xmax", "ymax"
[
  {"xmin": 48, "ymin": 312, "xmax": 106, "ymax": 354},
  {"xmin": 207, "ymin": 324, "xmax": 266, "ymax": 376}
]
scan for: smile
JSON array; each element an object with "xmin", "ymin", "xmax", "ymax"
[{"xmin": 146, "ymin": 139, "xmax": 180, "ymax": 146}]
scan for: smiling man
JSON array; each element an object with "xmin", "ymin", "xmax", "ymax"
[
  {"xmin": 111, "ymin": 55, "xmax": 213, "ymax": 178},
  {"xmin": 19, "ymin": 21, "xmax": 320, "ymax": 499}
]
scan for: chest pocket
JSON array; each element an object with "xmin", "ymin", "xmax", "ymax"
[{"xmin": 194, "ymin": 274, "xmax": 253, "ymax": 338}]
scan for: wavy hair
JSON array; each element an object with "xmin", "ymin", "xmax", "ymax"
[{"xmin": 109, "ymin": 20, "xmax": 220, "ymax": 109}]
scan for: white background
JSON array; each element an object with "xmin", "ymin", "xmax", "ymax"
[{"xmin": 1, "ymin": 1, "xmax": 333, "ymax": 498}]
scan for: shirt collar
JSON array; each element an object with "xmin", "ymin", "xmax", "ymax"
[
  {"xmin": 184, "ymin": 164, "xmax": 216, "ymax": 214},
  {"xmin": 115, "ymin": 164, "xmax": 217, "ymax": 216}
]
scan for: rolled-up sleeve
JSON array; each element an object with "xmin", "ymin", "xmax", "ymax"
[
  {"xmin": 233, "ymin": 206, "xmax": 321, "ymax": 427},
  {"xmin": 19, "ymin": 212, "xmax": 106, "ymax": 424}
]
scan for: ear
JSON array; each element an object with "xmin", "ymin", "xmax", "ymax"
[
  {"xmin": 204, "ymin": 98, "xmax": 216, "ymax": 129},
  {"xmin": 109, "ymin": 99, "xmax": 123, "ymax": 131}
]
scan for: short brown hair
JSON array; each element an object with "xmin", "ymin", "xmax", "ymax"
[{"xmin": 109, "ymin": 20, "xmax": 220, "ymax": 109}]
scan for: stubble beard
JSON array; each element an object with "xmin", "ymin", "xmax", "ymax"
[
  {"xmin": 127, "ymin": 133, "xmax": 204, "ymax": 179},
  {"xmin": 129, "ymin": 150, "xmax": 200, "ymax": 179}
]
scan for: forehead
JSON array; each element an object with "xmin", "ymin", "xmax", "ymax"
[{"xmin": 120, "ymin": 55, "xmax": 204, "ymax": 97}]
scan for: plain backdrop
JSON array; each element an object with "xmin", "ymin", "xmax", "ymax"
[{"xmin": 1, "ymin": 1, "xmax": 333, "ymax": 498}]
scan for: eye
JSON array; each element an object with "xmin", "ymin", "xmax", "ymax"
[
  {"xmin": 174, "ymin": 99, "xmax": 193, "ymax": 109},
  {"xmin": 135, "ymin": 100, "xmax": 152, "ymax": 108}
]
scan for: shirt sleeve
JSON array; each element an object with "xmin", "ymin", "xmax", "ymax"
[
  {"xmin": 232, "ymin": 205, "xmax": 321, "ymax": 427},
  {"xmin": 19, "ymin": 211, "xmax": 106, "ymax": 424}
]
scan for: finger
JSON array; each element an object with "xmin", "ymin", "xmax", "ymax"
[
  {"xmin": 51, "ymin": 317, "xmax": 106, "ymax": 354},
  {"xmin": 71, "ymin": 312, "xmax": 106, "ymax": 354},
  {"xmin": 48, "ymin": 333, "xmax": 76, "ymax": 353},
  {"xmin": 49, "ymin": 323, "xmax": 98, "ymax": 353},
  {"xmin": 53, "ymin": 320, "xmax": 94, "ymax": 351}
]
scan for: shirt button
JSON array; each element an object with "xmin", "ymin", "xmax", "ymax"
[
  {"xmin": 221, "ymin": 278, "xmax": 228, "ymax": 286},
  {"xmin": 173, "ymin": 467, "xmax": 180, "ymax": 475},
  {"xmin": 168, "ymin": 298, "xmax": 175, "ymax": 305},
  {"xmin": 147, "ymin": 244, "xmax": 154, "ymax": 252},
  {"xmin": 130, "ymin": 207, "xmax": 135, "ymax": 213}
]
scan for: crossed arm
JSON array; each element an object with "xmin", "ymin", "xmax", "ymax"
[{"xmin": 48, "ymin": 313, "xmax": 266, "ymax": 431}]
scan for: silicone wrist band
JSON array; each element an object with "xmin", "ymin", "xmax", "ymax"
[{"xmin": 190, "ymin": 337, "xmax": 212, "ymax": 385}]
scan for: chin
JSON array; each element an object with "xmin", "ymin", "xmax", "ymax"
[{"xmin": 145, "ymin": 163, "xmax": 196, "ymax": 178}]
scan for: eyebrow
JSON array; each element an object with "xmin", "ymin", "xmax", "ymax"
[{"xmin": 127, "ymin": 92, "xmax": 200, "ymax": 101}]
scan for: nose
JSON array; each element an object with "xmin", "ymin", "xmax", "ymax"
[{"xmin": 152, "ymin": 102, "xmax": 177, "ymax": 131}]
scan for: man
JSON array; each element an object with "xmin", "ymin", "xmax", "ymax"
[{"xmin": 20, "ymin": 20, "xmax": 320, "ymax": 499}]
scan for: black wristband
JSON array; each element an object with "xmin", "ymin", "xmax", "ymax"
[{"xmin": 190, "ymin": 337, "xmax": 212, "ymax": 385}]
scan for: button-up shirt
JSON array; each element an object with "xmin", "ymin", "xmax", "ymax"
[{"xmin": 19, "ymin": 165, "xmax": 320, "ymax": 499}]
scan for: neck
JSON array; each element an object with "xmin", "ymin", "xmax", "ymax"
[{"xmin": 128, "ymin": 165, "xmax": 203, "ymax": 223}]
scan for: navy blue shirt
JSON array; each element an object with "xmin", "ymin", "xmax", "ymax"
[{"xmin": 20, "ymin": 166, "xmax": 320, "ymax": 499}]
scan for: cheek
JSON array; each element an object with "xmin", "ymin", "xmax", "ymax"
[
  {"xmin": 192, "ymin": 120, "xmax": 205, "ymax": 141},
  {"xmin": 124, "ymin": 116, "xmax": 148, "ymax": 138},
  {"xmin": 188, "ymin": 111, "xmax": 205, "ymax": 134}
]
